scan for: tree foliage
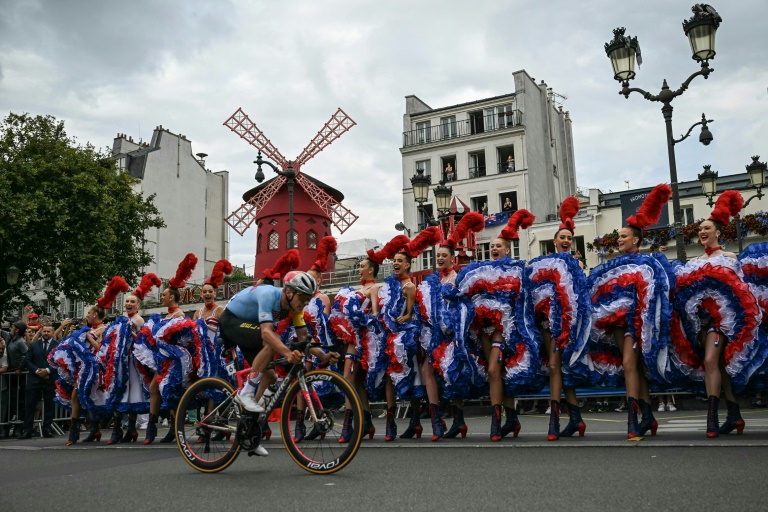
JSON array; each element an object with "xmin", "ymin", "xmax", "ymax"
[{"xmin": 0, "ymin": 113, "xmax": 165, "ymax": 306}]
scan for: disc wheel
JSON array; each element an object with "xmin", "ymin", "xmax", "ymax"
[
  {"xmin": 280, "ymin": 370, "xmax": 363, "ymax": 475},
  {"xmin": 175, "ymin": 378, "xmax": 242, "ymax": 473}
]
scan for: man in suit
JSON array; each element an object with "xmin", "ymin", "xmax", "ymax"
[{"xmin": 18, "ymin": 325, "xmax": 58, "ymax": 439}]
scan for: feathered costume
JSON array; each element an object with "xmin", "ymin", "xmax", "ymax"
[
  {"xmin": 524, "ymin": 197, "xmax": 593, "ymax": 388},
  {"xmin": 669, "ymin": 191, "xmax": 763, "ymax": 394},
  {"xmin": 738, "ymin": 242, "xmax": 768, "ymax": 394},
  {"xmin": 586, "ymin": 184, "xmax": 675, "ymax": 388}
]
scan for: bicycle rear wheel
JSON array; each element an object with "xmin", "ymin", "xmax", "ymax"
[
  {"xmin": 280, "ymin": 370, "xmax": 363, "ymax": 474},
  {"xmin": 176, "ymin": 378, "xmax": 242, "ymax": 473}
]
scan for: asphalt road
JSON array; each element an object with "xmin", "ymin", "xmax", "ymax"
[{"xmin": 2, "ymin": 409, "xmax": 768, "ymax": 512}]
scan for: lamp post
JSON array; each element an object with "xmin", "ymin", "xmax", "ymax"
[
  {"xmin": 604, "ymin": 4, "xmax": 722, "ymax": 263},
  {"xmin": 255, "ymin": 151, "xmax": 297, "ymax": 249},
  {"xmin": 698, "ymin": 156, "xmax": 767, "ymax": 252},
  {"xmin": 410, "ymin": 168, "xmax": 440, "ymax": 229}
]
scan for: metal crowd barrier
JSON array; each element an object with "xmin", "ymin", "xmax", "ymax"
[{"xmin": 0, "ymin": 371, "xmax": 68, "ymax": 438}]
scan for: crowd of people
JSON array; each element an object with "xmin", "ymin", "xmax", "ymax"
[{"xmin": 3, "ymin": 184, "xmax": 768, "ymax": 446}]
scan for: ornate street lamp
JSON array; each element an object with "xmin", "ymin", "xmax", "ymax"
[
  {"xmin": 6, "ymin": 266, "xmax": 19, "ymax": 286},
  {"xmin": 604, "ymin": 4, "xmax": 723, "ymax": 263},
  {"xmin": 254, "ymin": 151, "xmax": 297, "ymax": 249},
  {"xmin": 410, "ymin": 167, "xmax": 431, "ymax": 204},
  {"xmin": 746, "ymin": 155, "xmax": 767, "ymax": 191},
  {"xmin": 682, "ymin": 4, "xmax": 722, "ymax": 62},
  {"xmin": 698, "ymin": 165, "xmax": 719, "ymax": 206},
  {"xmin": 434, "ymin": 181, "xmax": 453, "ymax": 215}
]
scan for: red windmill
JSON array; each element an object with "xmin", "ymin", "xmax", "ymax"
[{"xmin": 224, "ymin": 107, "xmax": 359, "ymax": 278}]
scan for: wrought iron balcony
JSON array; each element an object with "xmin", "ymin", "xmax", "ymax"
[{"xmin": 403, "ymin": 110, "xmax": 523, "ymax": 148}]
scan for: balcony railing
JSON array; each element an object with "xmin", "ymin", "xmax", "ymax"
[
  {"xmin": 469, "ymin": 165, "xmax": 486, "ymax": 179},
  {"xmin": 403, "ymin": 110, "xmax": 523, "ymax": 148},
  {"xmin": 498, "ymin": 161, "xmax": 516, "ymax": 174}
]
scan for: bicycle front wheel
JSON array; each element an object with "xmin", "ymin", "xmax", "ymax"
[
  {"xmin": 175, "ymin": 377, "xmax": 242, "ymax": 473},
  {"xmin": 280, "ymin": 370, "xmax": 363, "ymax": 474}
]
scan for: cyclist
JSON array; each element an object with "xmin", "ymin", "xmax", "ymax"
[{"xmin": 219, "ymin": 271, "xmax": 338, "ymax": 455}]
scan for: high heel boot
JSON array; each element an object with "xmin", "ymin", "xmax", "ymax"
[
  {"xmin": 107, "ymin": 424, "xmax": 123, "ymax": 445},
  {"xmin": 706, "ymin": 395, "xmax": 720, "ymax": 438},
  {"xmin": 547, "ymin": 400, "xmax": 560, "ymax": 441},
  {"xmin": 490, "ymin": 404, "xmax": 502, "ymax": 442},
  {"xmin": 385, "ymin": 406, "xmax": 397, "ymax": 442},
  {"xmin": 293, "ymin": 411, "xmax": 306, "ymax": 443},
  {"xmin": 444, "ymin": 405, "xmax": 467, "ymax": 439},
  {"xmin": 304, "ymin": 422, "xmax": 325, "ymax": 441},
  {"xmin": 66, "ymin": 418, "xmax": 81, "ymax": 446},
  {"xmin": 719, "ymin": 399, "xmax": 745, "ymax": 435},
  {"xmin": 144, "ymin": 414, "xmax": 158, "ymax": 445},
  {"xmin": 627, "ymin": 397, "xmax": 640, "ymax": 439},
  {"xmin": 363, "ymin": 410, "xmax": 375, "ymax": 439},
  {"xmin": 338, "ymin": 410, "xmax": 353, "ymax": 443},
  {"xmin": 637, "ymin": 399, "xmax": 658, "ymax": 436},
  {"xmin": 159, "ymin": 423, "xmax": 176, "ymax": 443},
  {"xmin": 82, "ymin": 420, "xmax": 101, "ymax": 442},
  {"xmin": 500, "ymin": 406, "xmax": 521, "ymax": 438},
  {"xmin": 560, "ymin": 402, "xmax": 586, "ymax": 437},
  {"xmin": 400, "ymin": 409, "xmax": 423, "ymax": 439},
  {"xmin": 122, "ymin": 416, "xmax": 138, "ymax": 443},
  {"xmin": 429, "ymin": 403, "xmax": 444, "ymax": 442}
]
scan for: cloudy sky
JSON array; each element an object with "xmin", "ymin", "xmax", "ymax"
[{"xmin": 1, "ymin": 0, "xmax": 766, "ymax": 270}]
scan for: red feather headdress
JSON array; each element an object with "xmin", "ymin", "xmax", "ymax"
[
  {"xmin": 500, "ymin": 209, "xmax": 535, "ymax": 241},
  {"xmin": 709, "ymin": 190, "xmax": 744, "ymax": 226},
  {"xmin": 403, "ymin": 226, "xmax": 443, "ymax": 258},
  {"xmin": 625, "ymin": 184, "xmax": 672, "ymax": 230},
  {"xmin": 169, "ymin": 253, "xmax": 198, "ymax": 289},
  {"xmin": 132, "ymin": 273, "xmax": 161, "ymax": 300},
  {"xmin": 444, "ymin": 212, "xmax": 485, "ymax": 249},
  {"xmin": 97, "ymin": 276, "xmax": 129, "ymax": 309},
  {"xmin": 367, "ymin": 234, "xmax": 410, "ymax": 265},
  {"xmin": 310, "ymin": 236, "xmax": 337, "ymax": 272},
  {"xmin": 205, "ymin": 259, "xmax": 233, "ymax": 288},
  {"xmin": 558, "ymin": 196, "xmax": 580, "ymax": 234},
  {"xmin": 264, "ymin": 249, "xmax": 301, "ymax": 280}
]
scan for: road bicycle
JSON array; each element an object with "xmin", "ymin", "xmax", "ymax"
[{"xmin": 175, "ymin": 338, "xmax": 363, "ymax": 474}]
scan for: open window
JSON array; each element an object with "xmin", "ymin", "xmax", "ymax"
[
  {"xmin": 441, "ymin": 155, "xmax": 457, "ymax": 182},
  {"xmin": 470, "ymin": 196, "xmax": 488, "ymax": 215},
  {"xmin": 468, "ymin": 151, "xmax": 486, "ymax": 178},
  {"xmin": 418, "ymin": 204, "xmax": 435, "ymax": 231},
  {"xmin": 469, "ymin": 110, "xmax": 485, "ymax": 135},
  {"xmin": 498, "ymin": 145, "xmax": 516, "ymax": 173},
  {"xmin": 416, "ymin": 159, "xmax": 431, "ymax": 180},
  {"xmin": 499, "ymin": 191, "xmax": 518, "ymax": 213}
]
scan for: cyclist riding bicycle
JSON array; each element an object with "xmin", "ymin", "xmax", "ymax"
[{"xmin": 219, "ymin": 270, "xmax": 338, "ymax": 456}]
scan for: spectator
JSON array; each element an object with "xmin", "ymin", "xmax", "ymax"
[
  {"xmin": 444, "ymin": 163, "xmax": 455, "ymax": 182},
  {"xmin": 657, "ymin": 395, "xmax": 677, "ymax": 412},
  {"xmin": 0, "ymin": 339, "xmax": 9, "ymax": 438},
  {"xmin": 479, "ymin": 202, "xmax": 488, "ymax": 215},
  {"xmin": 506, "ymin": 156, "xmax": 515, "ymax": 172},
  {"xmin": 18, "ymin": 325, "xmax": 57, "ymax": 439},
  {"xmin": 502, "ymin": 197, "xmax": 514, "ymax": 212},
  {"xmin": 23, "ymin": 305, "xmax": 41, "ymax": 335},
  {"xmin": 6, "ymin": 321, "xmax": 28, "ymax": 437}
]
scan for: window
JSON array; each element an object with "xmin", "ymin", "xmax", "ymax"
[
  {"xmin": 268, "ymin": 230, "xmax": 279, "ymax": 250},
  {"xmin": 484, "ymin": 108, "xmax": 496, "ymax": 131},
  {"xmin": 497, "ymin": 104, "xmax": 516, "ymax": 128},
  {"xmin": 498, "ymin": 145, "xmax": 515, "ymax": 173},
  {"xmin": 476, "ymin": 242, "xmax": 491, "ymax": 261},
  {"xmin": 499, "ymin": 191, "xmax": 518, "ymax": 213},
  {"xmin": 421, "ymin": 249, "xmax": 434, "ymax": 270},
  {"xmin": 307, "ymin": 230, "xmax": 318, "ymax": 249},
  {"xmin": 469, "ymin": 111, "xmax": 485, "ymax": 135},
  {"xmin": 269, "ymin": 219, "xmax": 278, "ymax": 226},
  {"xmin": 470, "ymin": 196, "xmax": 488, "ymax": 215},
  {"xmin": 440, "ymin": 116, "xmax": 457, "ymax": 139},
  {"xmin": 416, "ymin": 159, "xmax": 431, "ymax": 179},
  {"xmin": 257, "ymin": 233, "xmax": 263, "ymax": 254},
  {"xmin": 511, "ymin": 240, "xmax": 520, "ymax": 260},
  {"xmin": 469, "ymin": 151, "xmax": 486, "ymax": 178},
  {"xmin": 418, "ymin": 204, "xmax": 434, "ymax": 231},
  {"xmin": 416, "ymin": 121, "xmax": 431, "ymax": 144},
  {"xmin": 441, "ymin": 156, "xmax": 457, "ymax": 182},
  {"xmin": 287, "ymin": 229, "xmax": 299, "ymax": 249},
  {"xmin": 682, "ymin": 205, "xmax": 695, "ymax": 225}
]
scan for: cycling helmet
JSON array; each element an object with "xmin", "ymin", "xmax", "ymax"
[{"xmin": 283, "ymin": 270, "xmax": 318, "ymax": 296}]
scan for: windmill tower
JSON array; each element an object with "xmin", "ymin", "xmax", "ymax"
[{"xmin": 224, "ymin": 108, "xmax": 359, "ymax": 278}]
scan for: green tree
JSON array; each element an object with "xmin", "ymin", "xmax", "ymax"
[
  {"xmin": 0, "ymin": 113, "xmax": 165, "ymax": 309},
  {"xmin": 224, "ymin": 265, "xmax": 253, "ymax": 283}
]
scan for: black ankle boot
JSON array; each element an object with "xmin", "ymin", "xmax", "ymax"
[
  {"xmin": 429, "ymin": 403, "xmax": 444, "ymax": 442},
  {"xmin": 500, "ymin": 406, "xmax": 520, "ymax": 438},
  {"xmin": 706, "ymin": 395, "xmax": 720, "ymax": 438},
  {"xmin": 82, "ymin": 420, "xmax": 101, "ymax": 443},
  {"xmin": 719, "ymin": 399, "xmax": 745, "ymax": 435},
  {"xmin": 547, "ymin": 400, "xmax": 560, "ymax": 441},
  {"xmin": 490, "ymin": 404, "xmax": 502, "ymax": 442},
  {"xmin": 363, "ymin": 410, "xmax": 375, "ymax": 439},
  {"xmin": 107, "ymin": 425, "xmax": 123, "ymax": 445},
  {"xmin": 144, "ymin": 414, "xmax": 158, "ymax": 445},
  {"xmin": 560, "ymin": 402, "xmax": 586, "ymax": 437},
  {"xmin": 66, "ymin": 418, "xmax": 81, "ymax": 446},
  {"xmin": 400, "ymin": 407, "xmax": 422, "ymax": 439},
  {"xmin": 122, "ymin": 417, "xmax": 138, "ymax": 443},
  {"xmin": 637, "ymin": 399, "xmax": 657, "ymax": 436},
  {"xmin": 627, "ymin": 397, "xmax": 639, "ymax": 438},
  {"xmin": 444, "ymin": 405, "xmax": 467, "ymax": 439}
]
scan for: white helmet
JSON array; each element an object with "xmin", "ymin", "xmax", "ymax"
[{"xmin": 283, "ymin": 271, "xmax": 318, "ymax": 296}]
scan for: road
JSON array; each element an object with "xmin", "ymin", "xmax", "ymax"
[{"xmin": 2, "ymin": 409, "xmax": 767, "ymax": 512}]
